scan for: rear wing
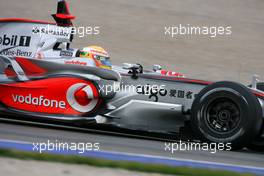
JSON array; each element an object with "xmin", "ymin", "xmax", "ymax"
[{"xmin": 0, "ymin": 0, "xmax": 75, "ymax": 59}]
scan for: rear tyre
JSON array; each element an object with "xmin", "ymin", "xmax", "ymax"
[{"xmin": 191, "ymin": 81, "xmax": 262, "ymax": 150}]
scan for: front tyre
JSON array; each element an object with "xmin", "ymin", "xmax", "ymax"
[
  {"xmin": 191, "ymin": 81, "xmax": 262, "ymax": 150},
  {"xmin": 247, "ymin": 82, "xmax": 264, "ymax": 151},
  {"xmin": 247, "ymin": 137, "xmax": 264, "ymax": 151}
]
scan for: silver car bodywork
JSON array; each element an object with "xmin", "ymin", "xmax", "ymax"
[{"xmin": 100, "ymin": 66, "xmax": 264, "ymax": 132}]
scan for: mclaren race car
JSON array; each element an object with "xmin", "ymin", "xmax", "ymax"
[{"xmin": 0, "ymin": 0, "xmax": 264, "ymax": 151}]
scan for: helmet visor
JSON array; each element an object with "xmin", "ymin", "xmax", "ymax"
[{"xmin": 93, "ymin": 55, "xmax": 112, "ymax": 69}]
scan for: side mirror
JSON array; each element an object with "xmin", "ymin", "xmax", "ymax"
[
  {"xmin": 122, "ymin": 63, "xmax": 140, "ymax": 70},
  {"xmin": 122, "ymin": 63, "xmax": 143, "ymax": 79},
  {"xmin": 153, "ymin": 64, "xmax": 162, "ymax": 71},
  {"xmin": 251, "ymin": 74, "xmax": 260, "ymax": 90}
]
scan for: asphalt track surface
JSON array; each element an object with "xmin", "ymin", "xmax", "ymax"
[
  {"xmin": 1, "ymin": 0, "xmax": 264, "ymax": 170},
  {"xmin": 0, "ymin": 119, "xmax": 264, "ymax": 169}
]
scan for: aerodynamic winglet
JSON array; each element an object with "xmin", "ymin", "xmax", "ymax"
[{"xmin": 52, "ymin": 0, "xmax": 75, "ymax": 26}]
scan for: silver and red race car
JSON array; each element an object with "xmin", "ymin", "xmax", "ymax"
[{"xmin": 0, "ymin": 0, "xmax": 263, "ymax": 150}]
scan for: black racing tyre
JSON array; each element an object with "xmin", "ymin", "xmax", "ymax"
[
  {"xmin": 247, "ymin": 82, "xmax": 264, "ymax": 151},
  {"xmin": 247, "ymin": 137, "xmax": 264, "ymax": 151},
  {"xmin": 191, "ymin": 81, "xmax": 263, "ymax": 150}
]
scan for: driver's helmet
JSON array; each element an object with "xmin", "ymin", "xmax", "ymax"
[{"xmin": 79, "ymin": 46, "xmax": 112, "ymax": 69}]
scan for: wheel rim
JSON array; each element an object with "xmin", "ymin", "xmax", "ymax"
[{"xmin": 205, "ymin": 98, "xmax": 241, "ymax": 134}]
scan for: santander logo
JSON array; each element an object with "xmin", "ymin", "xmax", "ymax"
[{"xmin": 66, "ymin": 83, "xmax": 99, "ymax": 113}]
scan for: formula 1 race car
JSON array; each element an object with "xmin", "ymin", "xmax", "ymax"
[
  {"xmin": 1, "ymin": 55, "xmax": 264, "ymax": 151},
  {"xmin": 0, "ymin": 0, "xmax": 264, "ymax": 151}
]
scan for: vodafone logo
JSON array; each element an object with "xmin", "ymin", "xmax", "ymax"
[
  {"xmin": 66, "ymin": 83, "xmax": 99, "ymax": 113},
  {"xmin": 12, "ymin": 94, "xmax": 66, "ymax": 109}
]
